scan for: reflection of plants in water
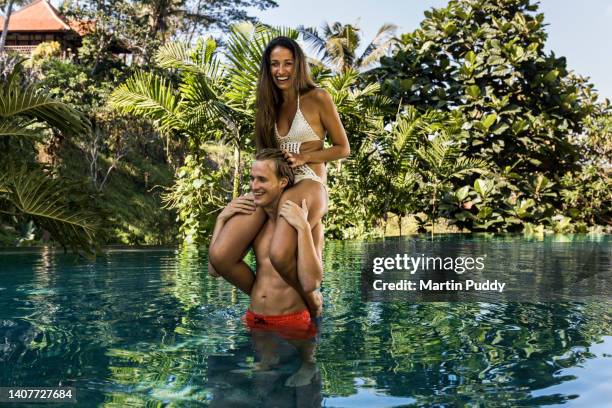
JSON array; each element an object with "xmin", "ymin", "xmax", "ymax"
[
  {"xmin": 162, "ymin": 246, "xmax": 211, "ymax": 311},
  {"xmin": 317, "ymin": 241, "xmax": 366, "ymax": 396},
  {"xmin": 375, "ymin": 302, "xmax": 609, "ymax": 405},
  {"xmin": 315, "ymin": 240, "xmax": 612, "ymax": 404},
  {"xmin": 102, "ymin": 248, "xmax": 254, "ymax": 406},
  {"xmin": 163, "ymin": 245, "xmax": 254, "ymax": 312},
  {"xmin": 103, "ymin": 346, "xmax": 211, "ymax": 406}
]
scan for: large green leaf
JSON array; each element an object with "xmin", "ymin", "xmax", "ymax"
[
  {"xmin": 0, "ymin": 85, "xmax": 90, "ymax": 135},
  {"xmin": 0, "ymin": 165, "xmax": 98, "ymax": 255},
  {"xmin": 0, "ymin": 118, "xmax": 42, "ymax": 138},
  {"xmin": 109, "ymin": 71, "xmax": 182, "ymax": 135}
]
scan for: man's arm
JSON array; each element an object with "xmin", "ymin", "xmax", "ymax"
[{"xmin": 279, "ymin": 199, "xmax": 323, "ymax": 293}]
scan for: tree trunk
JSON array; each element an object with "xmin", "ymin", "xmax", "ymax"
[
  {"xmin": 0, "ymin": 0, "xmax": 15, "ymax": 54},
  {"xmin": 382, "ymin": 216, "xmax": 388, "ymax": 238},
  {"xmin": 186, "ymin": 0, "xmax": 203, "ymax": 45},
  {"xmin": 399, "ymin": 215, "xmax": 402, "ymax": 236},
  {"xmin": 431, "ymin": 185, "xmax": 437, "ymax": 239},
  {"xmin": 232, "ymin": 142, "xmax": 241, "ymax": 199}
]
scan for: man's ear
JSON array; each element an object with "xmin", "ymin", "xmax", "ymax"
[{"xmin": 279, "ymin": 177, "xmax": 288, "ymax": 190}]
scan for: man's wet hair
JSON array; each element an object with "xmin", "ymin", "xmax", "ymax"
[{"xmin": 255, "ymin": 148, "xmax": 294, "ymax": 187}]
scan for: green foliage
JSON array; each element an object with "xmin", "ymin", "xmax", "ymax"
[
  {"xmin": 37, "ymin": 57, "xmax": 127, "ymax": 112},
  {"xmin": 371, "ymin": 0, "xmax": 607, "ymax": 233},
  {"xmin": 161, "ymin": 154, "xmax": 230, "ymax": 245},
  {"xmin": 6, "ymin": 0, "xmax": 608, "ymax": 246},
  {"xmin": 0, "ymin": 57, "xmax": 98, "ymax": 254},
  {"xmin": 30, "ymin": 41, "xmax": 61, "ymax": 64},
  {"xmin": 320, "ymin": 68, "xmax": 394, "ymax": 238},
  {"xmin": 560, "ymin": 165, "xmax": 611, "ymax": 229},
  {"xmin": 0, "ymin": 72, "xmax": 90, "ymax": 137},
  {"xmin": 0, "ymin": 164, "xmax": 97, "ymax": 254}
]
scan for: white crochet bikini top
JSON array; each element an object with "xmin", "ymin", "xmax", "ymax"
[{"xmin": 275, "ymin": 94, "xmax": 325, "ymax": 185}]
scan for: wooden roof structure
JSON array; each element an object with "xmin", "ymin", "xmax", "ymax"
[
  {"xmin": 1, "ymin": 0, "xmax": 130, "ymax": 57},
  {"xmin": 0, "ymin": 0, "xmax": 95, "ymax": 55},
  {"xmin": 0, "ymin": 0, "xmax": 73, "ymax": 33}
]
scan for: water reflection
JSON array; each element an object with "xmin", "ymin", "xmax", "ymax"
[
  {"xmin": 206, "ymin": 331, "xmax": 322, "ymax": 407},
  {"xmin": 0, "ymin": 235, "xmax": 610, "ymax": 407}
]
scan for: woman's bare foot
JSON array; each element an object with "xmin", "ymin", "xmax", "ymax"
[
  {"xmin": 285, "ymin": 362, "xmax": 318, "ymax": 387},
  {"xmin": 254, "ymin": 354, "xmax": 280, "ymax": 371}
]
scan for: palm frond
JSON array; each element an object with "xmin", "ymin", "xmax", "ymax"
[
  {"xmin": 0, "ymin": 85, "xmax": 90, "ymax": 135},
  {"xmin": 109, "ymin": 71, "xmax": 182, "ymax": 135},
  {"xmin": 180, "ymin": 73, "xmax": 236, "ymax": 131},
  {"xmin": 0, "ymin": 118, "xmax": 42, "ymax": 138},
  {"xmin": 156, "ymin": 41, "xmax": 193, "ymax": 69},
  {"xmin": 0, "ymin": 165, "xmax": 98, "ymax": 255},
  {"xmin": 156, "ymin": 38, "xmax": 224, "ymax": 81},
  {"xmin": 297, "ymin": 26, "xmax": 327, "ymax": 56},
  {"xmin": 358, "ymin": 23, "xmax": 398, "ymax": 69}
]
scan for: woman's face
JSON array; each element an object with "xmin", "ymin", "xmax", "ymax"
[{"xmin": 269, "ymin": 46, "xmax": 294, "ymax": 91}]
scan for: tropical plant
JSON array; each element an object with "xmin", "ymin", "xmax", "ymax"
[
  {"xmin": 361, "ymin": 108, "xmax": 424, "ymax": 235},
  {"xmin": 299, "ymin": 21, "xmax": 397, "ymax": 72},
  {"xmin": 370, "ymin": 0, "xmax": 607, "ymax": 232},
  {"xmin": 110, "ymin": 24, "xmax": 298, "ymax": 243},
  {"xmin": 0, "ymin": 56, "xmax": 97, "ymax": 254},
  {"xmin": 412, "ymin": 111, "xmax": 488, "ymax": 236},
  {"xmin": 319, "ymin": 68, "xmax": 393, "ymax": 238}
]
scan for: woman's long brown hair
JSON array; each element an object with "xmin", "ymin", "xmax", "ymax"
[{"xmin": 255, "ymin": 36, "xmax": 316, "ymax": 151}]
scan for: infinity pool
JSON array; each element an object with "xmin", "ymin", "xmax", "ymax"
[{"xmin": 1, "ymin": 235, "xmax": 610, "ymax": 407}]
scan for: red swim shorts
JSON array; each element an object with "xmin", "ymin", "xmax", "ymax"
[{"xmin": 244, "ymin": 309, "xmax": 318, "ymax": 340}]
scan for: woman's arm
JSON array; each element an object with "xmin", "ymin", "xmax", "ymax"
[
  {"xmin": 208, "ymin": 195, "xmax": 255, "ymax": 276},
  {"xmin": 210, "ymin": 194, "xmax": 256, "ymax": 246},
  {"xmin": 278, "ymin": 199, "xmax": 323, "ymax": 293},
  {"xmin": 284, "ymin": 89, "xmax": 350, "ymax": 167}
]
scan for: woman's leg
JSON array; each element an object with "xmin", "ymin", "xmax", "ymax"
[
  {"xmin": 208, "ymin": 206, "xmax": 267, "ymax": 294},
  {"xmin": 269, "ymin": 180, "xmax": 327, "ymax": 293}
]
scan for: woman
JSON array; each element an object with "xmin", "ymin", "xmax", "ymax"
[{"xmin": 208, "ymin": 36, "xmax": 350, "ymax": 311}]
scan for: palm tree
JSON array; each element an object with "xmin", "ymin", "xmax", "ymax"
[
  {"xmin": 0, "ymin": 56, "xmax": 96, "ymax": 254},
  {"xmin": 298, "ymin": 22, "xmax": 397, "ymax": 72},
  {"xmin": 413, "ymin": 111, "xmax": 488, "ymax": 237},
  {"xmin": 111, "ymin": 37, "xmax": 231, "ymax": 160},
  {"xmin": 373, "ymin": 108, "xmax": 437, "ymax": 235},
  {"xmin": 110, "ymin": 24, "xmax": 296, "ymax": 199}
]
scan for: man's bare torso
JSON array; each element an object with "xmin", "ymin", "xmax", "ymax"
[{"xmin": 250, "ymin": 218, "xmax": 307, "ymax": 315}]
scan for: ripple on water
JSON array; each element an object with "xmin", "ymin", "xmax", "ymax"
[{"xmin": 1, "ymin": 242, "xmax": 611, "ymax": 407}]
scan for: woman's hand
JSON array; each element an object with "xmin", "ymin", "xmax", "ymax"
[
  {"xmin": 282, "ymin": 150, "xmax": 307, "ymax": 168},
  {"xmin": 279, "ymin": 199, "xmax": 309, "ymax": 231},
  {"xmin": 218, "ymin": 194, "xmax": 256, "ymax": 222}
]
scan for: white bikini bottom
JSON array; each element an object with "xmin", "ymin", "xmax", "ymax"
[{"xmin": 293, "ymin": 164, "xmax": 325, "ymax": 187}]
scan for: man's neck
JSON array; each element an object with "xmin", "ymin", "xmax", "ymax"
[{"xmin": 261, "ymin": 196, "xmax": 281, "ymax": 220}]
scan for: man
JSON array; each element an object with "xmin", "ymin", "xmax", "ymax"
[{"xmin": 209, "ymin": 148, "xmax": 323, "ymax": 335}]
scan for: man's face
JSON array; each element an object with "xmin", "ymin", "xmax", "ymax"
[{"xmin": 250, "ymin": 160, "xmax": 287, "ymax": 207}]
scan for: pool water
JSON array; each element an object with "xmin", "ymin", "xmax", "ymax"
[{"xmin": 0, "ymin": 235, "xmax": 611, "ymax": 407}]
